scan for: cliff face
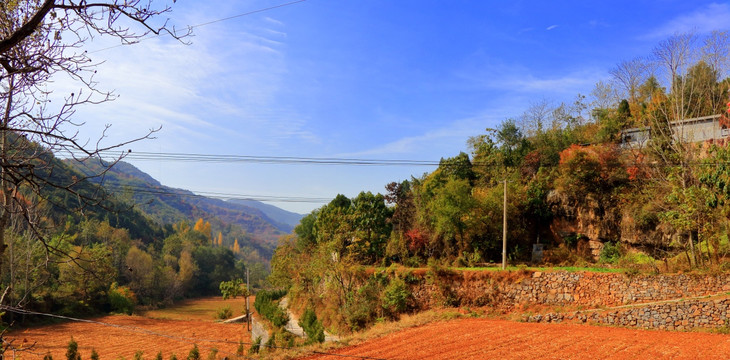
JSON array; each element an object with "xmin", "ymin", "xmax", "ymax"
[{"xmin": 546, "ymin": 190, "xmax": 670, "ymax": 259}]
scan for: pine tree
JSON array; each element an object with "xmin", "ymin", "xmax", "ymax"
[
  {"xmin": 66, "ymin": 337, "xmax": 81, "ymax": 360},
  {"xmin": 187, "ymin": 345, "xmax": 200, "ymax": 360}
]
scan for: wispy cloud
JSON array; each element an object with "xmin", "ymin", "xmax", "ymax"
[
  {"xmin": 642, "ymin": 2, "xmax": 730, "ymax": 39},
  {"xmin": 340, "ymin": 109, "xmax": 513, "ymax": 158},
  {"xmin": 55, "ymin": 9, "xmax": 318, "ymax": 152},
  {"xmin": 546, "ymin": 25, "xmax": 559, "ymax": 31},
  {"xmin": 457, "ymin": 56, "xmax": 604, "ymax": 96}
]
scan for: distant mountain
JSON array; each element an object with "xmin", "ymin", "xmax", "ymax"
[
  {"xmin": 68, "ymin": 160, "xmax": 293, "ymax": 246},
  {"xmin": 227, "ymin": 199, "xmax": 304, "ymax": 229}
]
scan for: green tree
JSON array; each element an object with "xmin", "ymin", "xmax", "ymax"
[
  {"xmin": 350, "ymin": 192, "xmax": 393, "ymax": 263},
  {"xmin": 298, "ymin": 308, "xmax": 325, "ymax": 344},
  {"xmin": 66, "ymin": 337, "xmax": 81, "ymax": 360},
  {"xmin": 428, "ymin": 178, "xmax": 477, "ymax": 259}
]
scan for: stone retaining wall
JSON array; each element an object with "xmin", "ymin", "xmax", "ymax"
[
  {"xmin": 528, "ymin": 298, "xmax": 730, "ymax": 331},
  {"xmin": 412, "ymin": 270, "xmax": 730, "ymax": 309},
  {"xmin": 410, "ymin": 269, "xmax": 730, "ymax": 331}
]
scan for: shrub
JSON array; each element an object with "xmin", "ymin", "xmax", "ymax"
[
  {"xmin": 170, "ymin": 354, "xmax": 177, "ymax": 360},
  {"xmin": 265, "ymin": 333, "xmax": 276, "ymax": 352},
  {"xmin": 216, "ymin": 306, "xmax": 233, "ymax": 320},
  {"xmin": 236, "ymin": 341, "xmax": 244, "ymax": 356},
  {"xmin": 381, "ymin": 277, "xmax": 409, "ymax": 318},
  {"xmin": 219, "ymin": 279, "xmax": 246, "ymax": 300},
  {"xmin": 155, "ymin": 352, "xmax": 163, "ymax": 360},
  {"xmin": 66, "ymin": 337, "xmax": 81, "ymax": 360},
  {"xmin": 109, "ymin": 282, "xmax": 136, "ymax": 315},
  {"xmin": 44, "ymin": 353, "xmax": 53, "ymax": 360},
  {"xmin": 599, "ymin": 242, "xmax": 622, "ymax": 264},
  {"xmin": 345, "ymin": 278, "xmax": 380, "ymax": 331},
  {"xmin": 249, "ymin": 336, "xmax": 261, "ymax": 355},
  {"xmin": 298, "ymin": 308, "xmax": 325, "ymax": 344},
  {"xmin": 253, "ymin": 290, "xmax": 289, "ymax": 327},
  {"xmin": 187, "ymin": 344, "xmax": 199, "ymax": 360},
  {"xmin": 91, "ymin": 350, "xmax": 99, "ymax": 360},
  {"xmin": 206, "ymin": 348, "xmax": 217, "ymax": 360},
  {"xmin": 134, "ymin": 350, "xmax": 144, "ymax": 360}
]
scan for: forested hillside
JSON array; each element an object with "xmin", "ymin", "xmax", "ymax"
[
  {"xmin": 271, "ymin": 31, "xmax": 730, "ymax": 333},
  {"xmin": 70, "ymin": 160, "xmax": 289, "ymax": 245},
  {"xmin": 0, "ymin": 140, "xmax": 274, "ymax": 323}
]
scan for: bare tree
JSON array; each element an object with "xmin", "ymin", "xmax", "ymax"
[
  {"xmin": 590, "ymin": 80, "xmax": 618, "ymax": 112},
  {"xmin": 609, "ymin": 57, "xmax": 650, "ymax": 103},
  {"xmin": 701, "ymin": 30, "xmax": 730, "ymax": 79},
  {"xmin": 518, "ymin": 99, "xmax": 553, "ymax": 137},
  {"xmin": 644, "ymin": 32, "xmax": 727, "ymax": 268},
  {"xmin": 0, "ymin": 1, "xmax": 189, "ymax": 273}
]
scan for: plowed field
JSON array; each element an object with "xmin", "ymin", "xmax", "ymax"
[
  {"xmin": 302, "ymin": 318, "xmax": 730, "ymax": 360},
  {"xmin": 5, "ymin": 297, "xmax": 251, "ymax": 359}
]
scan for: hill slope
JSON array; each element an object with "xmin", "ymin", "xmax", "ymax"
[
  {"xmin": 69, "ymin": 160, "xmax": 293, "ymax": 245},
  {"xmin": 227, "ymin": 199, "xmax": 304, "ymax": 229}
]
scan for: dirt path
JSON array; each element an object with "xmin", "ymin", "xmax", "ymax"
[
  {"xmin": 299, "ymin": 318, "xmax": 730, "ymax": 360},
  {"xmin": 280, "ymin": 297, "xmax": 340, "ymax": 342},
  {"xmin": 250, "ymin": 313, "xmax": 270, "ymax": 345}
]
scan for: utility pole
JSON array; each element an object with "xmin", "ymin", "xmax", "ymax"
[
  {"xmin": 246, "ymin": 268, "xmax": 251, "ymax": 332},
  {"xmin": 502, "ymin": 179, "xmax": 507, "ymax": 270}
]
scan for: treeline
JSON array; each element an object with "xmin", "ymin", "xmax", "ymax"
[{"xmin": 271, "ymin": 31, "xmax": 730, "ymax": 332}]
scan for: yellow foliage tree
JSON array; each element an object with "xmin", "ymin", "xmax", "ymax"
[
  {"xmin": 216, "ymin": 232, "xmax": 223, "ymax": 246},
  {"xmin": 232, "ymin": 238, "xmax": 240, "ymax": 254},
  {"xmin": 193, "ymin": 218, "xmax": 212, "ymax": 243}
]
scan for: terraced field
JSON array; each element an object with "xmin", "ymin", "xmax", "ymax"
[
  {"xmin": 5, "ymin": 297, "xmax": 251, "ymax": 359},
  {"xmin": 301, "ymin": 318, "xmax": 730, "ymax": 360}
]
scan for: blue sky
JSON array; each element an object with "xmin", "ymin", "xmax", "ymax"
[{"xmin": 64, "ymin": 0, "xmax": 730, "ymax": 214}]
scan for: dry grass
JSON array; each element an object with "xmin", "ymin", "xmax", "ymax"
[{"xmin": 141, "ymin": 296, "xmax": 250, "ymax": 321}]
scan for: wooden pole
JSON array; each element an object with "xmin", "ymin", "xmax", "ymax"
[
  {"xmin": 502, "ymin": 179, "xmax": 507, "ymax": 270},
  {"xmin": 246, "ymin": 268, "xmax": 251, "ymax": 332}
]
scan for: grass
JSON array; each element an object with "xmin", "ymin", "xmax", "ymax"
[
  {"xmin": 140, "ymin": 297, "xmax": 250, "ymax": 321},
  {"xmin": 372, "ymin": 265, "xmax": 626, "ymax": 274},
  {"xmin": 451, "ymin": 266, "xmax": 626, "ymax": 273}
]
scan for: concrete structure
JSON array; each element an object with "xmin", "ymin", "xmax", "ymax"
[{"xmin": 620, "ymin": 114, "xmax": 729, "ymax": 147}]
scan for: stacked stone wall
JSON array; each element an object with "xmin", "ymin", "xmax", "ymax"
[
  {"xmin": 410, "ymin": 269, "xmax": 730, "ymax": 330},
  {"xmin": 528, "ymin": 299, "xmax": 730, "ymax": 331}
]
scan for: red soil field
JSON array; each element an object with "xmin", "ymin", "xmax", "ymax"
[
  {"xmin": 301, "ymin": 318, "xmax": 730, "ymax": 360},
  {"xmin": 5, "ymin": 297, "xmax": 252, "ymax": 359},
  {"xmin": 7, "ymin": 315, "xmax": 249, "ymax": 359}
]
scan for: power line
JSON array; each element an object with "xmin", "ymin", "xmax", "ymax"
[
  {"xmin": 100, "ymin": 184, "xmax": 332, "ymax": 203},
  {"xmin": 88, "ymin": 0, "xmax": 308, "ymax": 54},
  {"xmin": 68, "ymin": 149, "xmax": 441, "ymax": 166},
  {"xmin": 66, "ymin": 149, "xmax": 730, "ymax": 169},
  {"xmin": 191, "ymin": 0, "xmax": 308, "ymax": 29}
]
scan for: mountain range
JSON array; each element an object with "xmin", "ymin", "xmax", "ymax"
[{"xmin": 69, "ymin": 160, "xmax": 304, "ymax": 247}]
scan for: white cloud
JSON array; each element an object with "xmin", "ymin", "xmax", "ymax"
[
  {"xmin": 457, "ymin": 57, "xmax": 604, "ymax": 96},
  {"xmin": 341, "ymin": 112, "xmax": 506, "ymax": 158},
  {"xmin": 264, "ymin": 16, "xmax": 285, "ymax": 27},
  {"xmin": 643, "ymin": 2, "xmax": 730, "ymax": 39},
  {"xmin": 50, "ymin": 7, "xmax": 318, "ymax": 153},
  {"xmin": 546, "ymin": 25, "xmax": 559, "ymax": 31}
]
